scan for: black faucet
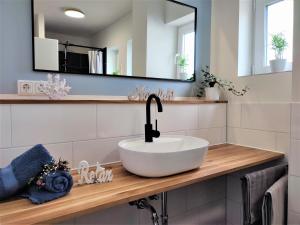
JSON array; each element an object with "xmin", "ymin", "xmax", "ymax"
[{"xmin": 145, "ymin": 94, "xmax": 163, "ymax": 142}]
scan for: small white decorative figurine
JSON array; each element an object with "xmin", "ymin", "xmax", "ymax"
[
  {"xmin": 77, "ymin": 160, "xmax": 113, "ymax": 185},
  {"xmin": 40, "ymin": 74, "xmax": 71, "ymax": 100}
]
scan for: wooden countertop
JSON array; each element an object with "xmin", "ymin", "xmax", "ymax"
[
  {"xmin": 0, "ymin": 94, "xmax": 227, "ymax": 104},
  {"xmin": 0, "ymin": 144, "xmax": 284, "ymax": 225}
]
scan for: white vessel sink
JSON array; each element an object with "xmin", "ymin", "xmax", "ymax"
[{"xmin": 118, "ymin": 135, "xmax": 209, "ymax": 177}]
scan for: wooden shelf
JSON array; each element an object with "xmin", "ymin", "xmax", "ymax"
[
  {"xmin": 0, "ymin": 94, "xmax": 227, "ymax": 104},
  {"xmin": 0, "ymin": 144, "xmax": 284, "ymax": 225}
]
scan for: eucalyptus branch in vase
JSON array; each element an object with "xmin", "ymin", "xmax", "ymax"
[{"xmin": 197, "ymin": 66, "xmax": 249, "ymax": 99}]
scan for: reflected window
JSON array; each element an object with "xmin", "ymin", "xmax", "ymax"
[
  {"xmin": 177, "ymin": 23, "xmax": 195, "ymax": 79},
  {"xmin": 107, "ymin": 48, "xmax": 120, "ymax": 75},
  {"xmin": 182, "ymin": 31, "xmax": 195, "ymax": 76},
  {"xmin": 126, "ymin": 39, "xmax": 133, "ymax": 76}
]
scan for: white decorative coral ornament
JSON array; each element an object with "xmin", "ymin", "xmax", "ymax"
[{"xmin": 40, "ymin": 74, "xmax": 71, "ymax": 100}]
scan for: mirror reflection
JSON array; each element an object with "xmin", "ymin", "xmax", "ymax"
[{"xmin": 33, "ymin": 0, "xmax": 196, "ymax": 81}]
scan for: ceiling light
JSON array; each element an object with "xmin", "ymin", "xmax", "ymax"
[{"xmin": 64, "ymin": 9, "xmax": 85, "ymax": 19}]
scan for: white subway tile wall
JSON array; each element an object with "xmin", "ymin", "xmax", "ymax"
[
  {"xmin": 0, "ymin": 143, "xmax": 73, "ymax": 168},
  {"xmin": 97, "ymin": 104, "xmax": 145, "ymax": 138},
  {"xmin": 289, "ymin": 175, "xmax": 300, "ymax": 213},
  {"xmin": 0, "ymin": 105, "xmax": 12, "ymax": 148},
  {"xmin": 290, "ymin": 139, "xmax": 300, "ymax": 176},
  {"xmin": 227, "ymin": 103, "xmax": 291, "ymax": 153},
  {"xmin": 0, "ymin": 103, "xmax": 227, "ymax": 225},
  {"xmin": 291, "ymin": 103, "xmax": 300, "ymax": 139},
  {"xmin": 72, "ymin": 137, "xmax": 127, "ymax": 166},
  {"xmin": 187, "ymin": 127, "xmax": 226, "ymax": 146},
  {"xmin": 157, "ymin": 104, "xmax": 199, "ymax": 132},
  {"xmin": 228, "ymin": 127, "xmax": 277, "ymax": 150},
  {"xmin": 198, "ymin": 104, "xmax": 226, "ymax": 128},
  {"xmin": 288, "ymin": 211, "xmax": 300, "ymax": 225},
  {"xmin": 275, "ymin": 132, "xmax": 290, "ymax": 154},
  {"xmin": 241, "ymin": 103, "xmax": 290, "ymax": 133},
  {"xmin": 289, "ymin": 103, "xmax": 300, "ymax": 223},
  {"xmin": 11, "ymin": 104, "xmax": 97, "ymax": 146},
  {"xmin": 0, "ymin": 103, "xmax": 227, "ymax": 168},
  {"xmin": 227, "ymin": 103, "xmax": 241, "ymax": 128}
]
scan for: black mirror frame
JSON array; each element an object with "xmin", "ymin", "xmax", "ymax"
[{"xmin": 31, "ymin": 0, "xmax": 197, "ymax": 83}]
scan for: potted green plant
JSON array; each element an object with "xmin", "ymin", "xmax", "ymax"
[
  {"xmin": 270, "ymin": 33, "xmax": 288, "ymax": 72},
  {"xmin": 197, "ymin": 66, "xmax": 249, "ymax": 100},
  {"xmin": 176, "ymin": 54, "xmax": 189, "ymax": 80}
]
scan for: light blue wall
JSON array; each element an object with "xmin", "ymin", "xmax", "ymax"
[{"xmin": 0, "ymin": 0, "xmax": 211, "ymax": 96}]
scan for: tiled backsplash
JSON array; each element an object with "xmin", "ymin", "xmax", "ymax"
[
  {"xmin": 0, "ymin": 102, "xmax": 227, "ymax": 225},
  {"xmin": 0, "ymin": 103, "xmax": 227, "ymax": 168},
  {"xmin": 227, "ymin": 103, "xmax": 290, "ymax": 153}
]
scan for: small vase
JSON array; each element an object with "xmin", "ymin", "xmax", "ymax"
[
  {"xmin": 205, "ymin": 87, "xmax": 220, "ymax": 101},
  {"xmin": 270, "ymin": 59, "xmax": 287, "ymax": 73}
]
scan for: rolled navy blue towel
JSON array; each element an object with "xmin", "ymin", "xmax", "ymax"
[
  {"xmin": 0, "ymin": 144, "xmax": 53, "ymax": 200},
  {"xmin": 22, "ymin": 170, "xmax": 73, "ymax": 204}
]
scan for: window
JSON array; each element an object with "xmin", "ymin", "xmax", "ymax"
[
  {"xmin": 266, "ymin": 0, "xmax": 293, "ymax": 64},
  {"xmin": 238, "ymin": 0, "xmax": 294, "ymax": 76}
]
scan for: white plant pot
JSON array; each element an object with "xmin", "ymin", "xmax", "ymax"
[
  {"xmin": 270, "ymin": 59, "xmax": 287, "ymax": 73},
  {"xmin": 205, "ymin": 87, "xmax": 220, "ymax": 101}
]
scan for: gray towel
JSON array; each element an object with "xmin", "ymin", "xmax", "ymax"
[
  {"xmin": 262, "ymin": 175, "xmax": 288, "ymax": 225},
  {"xmin": 241, "ymin": 164, "xmax": 288, "ymax": 225}
]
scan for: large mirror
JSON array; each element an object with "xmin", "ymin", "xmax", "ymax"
[{"xmin": 32, "ymin": 0, "xmax": 197, "ymax": 81}]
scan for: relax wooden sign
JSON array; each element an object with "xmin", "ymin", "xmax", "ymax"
[{"xmin": 77, "ymin": 160, "xmax": 113, "ymax": 185}]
